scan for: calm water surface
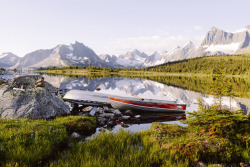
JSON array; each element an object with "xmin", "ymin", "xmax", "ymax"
[{"xmin": 1, "ymin": 72, "xmax": 249, "ymax": 133}]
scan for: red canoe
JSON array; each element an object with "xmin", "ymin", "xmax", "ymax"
[{"xmin": 109, "ymin": 96, "xmax": 186, "ymax": 113}]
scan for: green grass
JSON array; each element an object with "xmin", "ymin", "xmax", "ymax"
[
  {"xmin": 49, "ymin": 108, "xmax": 250, "ymax": 167},
  {"xmin": 0, "ymin": 116, "xmax": 97, "ymax": 166},
  {"xmin": 50, "ymin": 129, "xmax": 189, "ymax": 167},
  {"xmin": 0, "ymin": 111, "xmax": 249, "ymax": 166}
]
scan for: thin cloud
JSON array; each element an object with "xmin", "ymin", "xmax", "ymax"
[
  {"xmin": 193, "ymin": 26, "xmax": 202, "ymax": 30},
  {"xmin": 96, "ymin": 34, "xmax": 204, "ymax": 56}
]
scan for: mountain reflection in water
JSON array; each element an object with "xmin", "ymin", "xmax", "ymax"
[{"xmin": 42, "ymin": 75, "xmax": 249, "ymax": 115}]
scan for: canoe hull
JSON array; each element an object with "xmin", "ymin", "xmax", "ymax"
[{"xmin": 109, "ymin": 97, "xmax": 186, "ymax": 113}]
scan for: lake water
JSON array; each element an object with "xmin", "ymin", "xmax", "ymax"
[{"xmin": 0, "ymin": 72, "xmax": 249, "ymax": 133}]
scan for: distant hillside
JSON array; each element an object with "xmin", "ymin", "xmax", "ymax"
[{"xmin": 148, "ymin": 53, "xmax": 250, "ymax": 75}]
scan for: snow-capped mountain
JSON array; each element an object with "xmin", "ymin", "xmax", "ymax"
[
  {"xmin": 144, "ymin": 41, "xmax": 196, "ymax": 66},
  {"xmin": 144, "ymin": 25, "xmax": 250, "ymax": 66},
  {"xmin": 3, "ymin": 25, "xmax": 250, "ymax": 69},
  {"xmin": 144, "ymin": 51, "xmax": 166, "ymax": 67},
  {"xmin": 12, "ymin": 41, "xmax": 108, "ymax": 69},
  {"xmin": 0, "ymin": 52, "xmax": 20, "ymax": 68},
  {"xmin": 199, "ymin": 26, "xmax": 250, "ymax": 55},
  {"xmin": 99, "ymin": 54, "xmax": 116, "ymax": 63},
  {"xmin": 116, "ymin": 49, "xmax": 149, "ymax": 67}
]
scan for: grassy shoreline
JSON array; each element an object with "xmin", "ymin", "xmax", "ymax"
[
  {"xmin": 37, "ymin": 69, "xmax": 250, "ymax": 78},
  {"xmin": 0, "ymin": 109, "xmax": 249, "ymax": 166}
]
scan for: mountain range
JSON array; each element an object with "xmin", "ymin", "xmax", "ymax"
[{"xmin": 1, "ymin": 25, "xmax": 249, "ymax": 69}]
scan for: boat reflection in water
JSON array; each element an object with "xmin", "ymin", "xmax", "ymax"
[
  {"xmin": 109, "ymin": 112, "xmax": 187, "ymax": 133},
  {"xmin": 124, "ymin": 112, "xmax": 186, "ymax": 125}
]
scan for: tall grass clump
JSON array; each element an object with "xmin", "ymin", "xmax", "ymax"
[
  {"xmin": 51, "ymin": 128, "xmax": 192, "ymax": 167},
  {"xmin": 139, "ymin": 62, "xmax": 250, "ymax": 165},
  {"xmin": 0, "ymin": 116, "xmax": 97, "ymax": 166}
]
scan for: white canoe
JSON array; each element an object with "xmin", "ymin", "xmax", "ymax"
[{"xmin": 109, "ymin": 96, "xmax": 186, "ymax": 113}]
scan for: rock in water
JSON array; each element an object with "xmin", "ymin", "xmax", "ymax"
[{"xmin": 0, "ymin": 75, "xmax": 70, "ymax": 119}]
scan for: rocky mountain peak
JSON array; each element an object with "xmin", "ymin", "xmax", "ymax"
[
  {"xmin": 0, "ymin": 52, "xmax": 20, "ymax": 68},
  {"xmin": 183, "ymin": 41, "xmax": 194, "ymax": 48},
  {"xmin": 245, "ymin": 25, "xmax": 250, "ymax": 30}
]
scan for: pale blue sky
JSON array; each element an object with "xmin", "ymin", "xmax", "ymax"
[{"xmin": 0, "ymin": 0, "xmax": 249, "ymax": 56}]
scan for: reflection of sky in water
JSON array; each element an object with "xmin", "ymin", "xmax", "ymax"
[
  {"xmin": 1, "ymin": 73, "xmax": 249, "ymax": 132},
  {"xmin": 42, "ymin": 75, "xmax": 245, "ymax": 112},
  {"xmin": 44, "ymin": 74, "xmax": 248, "ymax": 130}
]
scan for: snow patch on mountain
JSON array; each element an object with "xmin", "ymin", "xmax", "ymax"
[
  {"xmin": 204, "ymin": 43, "xmax": 241, "ymax": 54},
  {"xmin": 68, "ymin": 46, "xmax": 73, "ymax": 51},
  {"xmin": 116, "ymin": 49, "xmax": 148, "ymax": 67},
  {"xmin": 0, "ymin": 53, "xmax": 8, "ymax": 59}
]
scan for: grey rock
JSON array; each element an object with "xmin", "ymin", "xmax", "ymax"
[
  {"xmin": 71, "ymin": 132, "xmax": 82, "ymax": 139},
  {"xmin": 121, "ymin": 122, "xmax": 129, "ymax": 128},
  {"xmin": 95, "ymin": 107, "xmax": 104, "ymax": 114},
  {"xmin": 89, "ymin": 107, "xmax": 97, "ymax": 116},
  {"xmin": 112, "ymin": 109, "xmax": 121, "ymax": 115},
  {"xmin": 0, "ymin": 75, "xmax": 70, "ymax": 119},
  {"xmin": 97, "ymin": 117, "xmax": 108, "ymax": 126},
  {"xmin": 123, "ymin": 110, "xmax": 134, "ymax": 116},
  {"xmin": 103, "ymin": 106, "xmax": 112, "ymax": 113},
  {"xmin": 82, "ymin": 106, "xmax": 93, "ymax": 112},
  {"xmin": 122, "ymin": 115, "xmax": 131, "ymax": 120},
  {"xmin": 99, "ymin": 113, "xmax": 115, "ymax": 118}
]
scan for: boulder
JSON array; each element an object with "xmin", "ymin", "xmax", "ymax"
[{"xmin": 0, "ymin": 75, "xmax": 70, "ymax": 119}]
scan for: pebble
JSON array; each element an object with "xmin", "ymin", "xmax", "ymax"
[
  {"xmin": 99, "ymin": 113, "xmax": 115, "ymax": 118},
  {"xmin": 135, "ymin": 115, "xmax": 141, "ymax": 118},
  {"xmin": 124, "ymin": 110, "xmax": 134, "ymax": 116},
  {"xmin": 121, "ymin": 122, "xmax": 129, "ymax": 128},
  {"xmin": 82, "ymin": 106, "xmax": 94, "ymax": 112},
  {"xmin": 122, "ymin": 115, "xmax": 131, "ymax": 120},
  {"xmin": 71, "ymin": 132, "xmax": 82, "ymax": 139}
]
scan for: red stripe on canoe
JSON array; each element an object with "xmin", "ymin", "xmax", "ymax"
[{"xmin": 109, "ymin": 97, "xmax": 186, "ymax": 111}]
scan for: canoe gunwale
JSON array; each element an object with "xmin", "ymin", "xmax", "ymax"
[{"xmin": 109, "ymin": 97, "xmax": 186, "ymax": 113}]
